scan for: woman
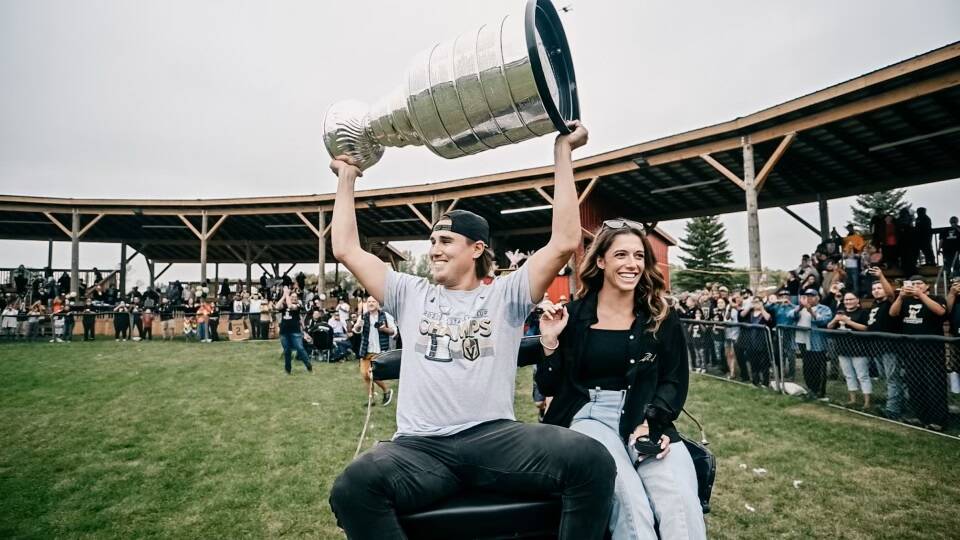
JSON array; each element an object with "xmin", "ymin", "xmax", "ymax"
[
  {"xmin": 535, "ymin": 219, "xmax": 705, "ymax": 539},
  {"xmin": 827, "ymin": 292, "xmax": 872, "ymax": 409},
  {"xmin": 723, "ymin": 295, "xmax": 741, "ymax": 379}
]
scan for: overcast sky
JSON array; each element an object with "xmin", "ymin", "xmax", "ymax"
[{"xmin": 1, "ymin": 0, "xmax": 958, "ymax": 287}]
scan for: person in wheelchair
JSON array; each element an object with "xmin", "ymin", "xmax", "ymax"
[
  {"xmin": 328, "ymin": 122, "xmax": 617, "ymax": 539},
  {"xmin": 535, "ymin": 219, "xmax": 706, "ymax": 539}
]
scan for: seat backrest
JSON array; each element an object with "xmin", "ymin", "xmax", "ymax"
[{"xmin": 371, "ymin": 335, "xmax": 542, "ymax": 381}]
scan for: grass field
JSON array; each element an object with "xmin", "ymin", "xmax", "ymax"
[{"xmin": 2, "ymin": 340, "xmax": 959, "ymax": 539}]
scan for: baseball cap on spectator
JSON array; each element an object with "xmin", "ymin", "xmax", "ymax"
[
  {"xmin": 719, "ymin": 286, "xmax": 729, "ymax": 292},
  {"xmin": 908, "ymin": 274, "xmax": 924, "ymax": 282},
  {"xmin": 777, "ymin": 288, "xmax": 790, "ymax": 296},
  {"xmin": 802, "ymin": 288, "xmax": 819, "ymax": 296}
]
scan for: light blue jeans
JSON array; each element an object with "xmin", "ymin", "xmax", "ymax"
[
  {"xmin": 838, "ymin": 355, "xmax": 872, "ymax": 394},
  {"xmin": 878, "ymin": 352, "xmax": 904, "ymax": 416},
  {"xmin": 571, "ymin": 389, "xmax": 706, "ymax": 540}
]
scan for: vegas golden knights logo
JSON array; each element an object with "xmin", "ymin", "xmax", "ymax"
[{"xmin": 462, "ymin": 337, "xmax": 480, "ymax": 361}]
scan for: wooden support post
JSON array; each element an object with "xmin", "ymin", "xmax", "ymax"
[
  {"xmin": 743, "ymin": 137, "xmax": 762, "ymax": 292},
  {"xmin": 245, "ymin": 243, "xmax": 252, "ymax": 288},
  {"xmin": 318, "ymin": 209, "xmax": 326, "ymax": 292},
  {"xmin": 818, "ymin": 194, "xmax": 830, "ymax": 243},
  {"xmin": 214, "ymin": 262, "xmax": 219, "ymax": 284},
  {"xmin": 47, "ymin": 239, "xmax": 53, "ymax": 269},
  {"xmin": 119, "ymin": 242, "xmax": 127, "ymax": 294},
  {"xmin": 431, "ymin": 200, "xmax": 441, "ymax": 226},
  {"xmin": 70, "ymin": 208, "xmax": 80, "ymax": 296},
  {"xmin": 147, "ymin": 260, "xmax": 156, "ymax": 288},
  {"xmin": 200, "ymin": 211, "xmax": 208, "ymax": 283}
]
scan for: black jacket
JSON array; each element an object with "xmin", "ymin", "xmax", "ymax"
[{"xmin": 531, "ymin": 291, "xmax": 689, "ymax": 444}]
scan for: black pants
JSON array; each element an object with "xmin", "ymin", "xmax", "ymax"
[
  {"xmin": 944, "ymin": 249, "xmax": 959, "ymax": 278},
  {"xmin": 802, "ymin": 348, "xmax": 828, "ymax": 398},
  {"xmin": 751, "ymin": 351, "xmax": 770, "ymax": 387},
  {"xmin": 903, "ymin": 353, "xmax": 949, "ymax": 426},
  {"xmin": 734, "ymin": 339, "xmax": 751, "ymax": 382},
  {"xmin": 919, "ymin": 235, "xmax": 935, "ymax": 266},
  {"xmin": 330, "ymin": 419, "xmax": 615, "ymax": 540},
  {"xmin": 133, "ymin": 317, "xmax": 144, "ymax": 338},
  {"xmin": 142, "ymin": 326, "xmax": 152, "ymax": 340},
  {"xmin": 209, "ymin": 319, "xmax": 219, "ymax": 341},
  {"xmin": 83, "ymin": 319, "xmax": 95, "ymax": 340},
  {"xmin": 114, "ymin": 324, "xmax": 129, "ymax": 340},
  {"xmin": 249, "ymin": 316, "xmax": 260, "ymax": 339}
]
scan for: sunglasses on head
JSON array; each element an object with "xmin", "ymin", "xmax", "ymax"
[{"xmin": 601, "ymin": 219, "xmax": 646, "ymax": 232}]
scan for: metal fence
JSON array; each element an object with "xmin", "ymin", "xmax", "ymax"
[
  {"xmin": 775, "ymin": 325, "xmax": 960, "ymax": 430},
  {"xmin": 680, "ymin": 319, "xmax": 960, "ymax": 434},
  {"xmin": 679, "ymin": 320, "xmax": 776, "ymax": 386}
]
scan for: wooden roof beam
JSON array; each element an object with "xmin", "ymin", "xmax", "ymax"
[
  {"xmin": 78, "ymin": 213, "xmax": 104, "ymax": 237},
  {"xmin": 700, "ymin": 154, "xmax": 746, "ymax": 190},
  {"xmin": 754, "ymin": 132, "xmax": 796, "ymax": 191},
  {"xmin": 43, "ymin": 212, "xmax": 72, "ymax": 237},
  {"xmin": 406, "ymin": 203, "xmax": 432, "ymax": 229},
  {"xmin": 578, "ymin": 176, "xmax": 601, "ymax": 204}
]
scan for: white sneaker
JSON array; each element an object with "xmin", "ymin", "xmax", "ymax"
[
  {"xmin": 116, "ymin": 338, "xmax": 120, "ymax": 342},
  {"xmin": 50, "ymin": 339, "xmax": 55, "ymax": 343},
  {"xmin": 56, "ymin": 338, "xmax": 63, "ymax": 343}
]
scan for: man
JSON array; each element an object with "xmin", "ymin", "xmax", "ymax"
[
  {"xmin": 352, "ymin": 296, "xmax": 396, "ymax": 406},
  {"xmin": 276, "ymin": 288, "xmax": 312, "ymax": 374},
  {"xmin": 915, "ymin": 208, "xmax": 934, "ymax": 266},
  {"xmin": 798, "ymin": 289, "xmax": 833, "ymax": 399},
  {"xmin": 328, "ymin": 122, "xmax": 616, "ymax": 539},
  {"xmin": 249, "ymin": 291, "xmax": 263, "ymax": 340},
  {"xmin": 158, "ymin": 297, "xmax": 175, "ymax": 340},
  {"xmin": 767, "ymin": 289, "xmax": 798, "ymax": 379},
  {"xmin": 327, "ymin": 311, "xmax": 351, "ymax": 361},
  {"xmin": 865, "ymin": 267, "xmax": 903, "ymax": 419},
  {"xmin": 940, "ymin": 216, "xmax": 960, "ymax": 279},
  {"xmin": 889, "ymin": 275, "xmax": 949, "ymax": 430}
]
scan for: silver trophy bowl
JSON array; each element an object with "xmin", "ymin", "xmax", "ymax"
[{"xmin": 323, "ymin": 0, "xmax": 579, "ymax": 170}]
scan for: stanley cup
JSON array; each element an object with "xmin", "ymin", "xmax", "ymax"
[{"xmin": 322, "ymin": 0, "xmax": 579, "ymax": 170}]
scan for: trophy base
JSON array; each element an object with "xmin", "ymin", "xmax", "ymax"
[{"xmin": 322, "ymin": 100, "xmax": 385, "ymax": 171}]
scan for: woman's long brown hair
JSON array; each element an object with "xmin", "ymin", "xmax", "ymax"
[{"xmin": 576, "ymin": 225, "xmax": 670, "ymax": 334}]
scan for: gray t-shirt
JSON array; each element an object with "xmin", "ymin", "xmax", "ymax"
[{"xmin": 383, "ymin": 265, "xmax": 534, "ymax": 438}]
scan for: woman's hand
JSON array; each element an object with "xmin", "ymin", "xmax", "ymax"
[
  {"xmin": 538, "ymin": 302, "xmax": 568, "ymax": 343},
  {"xmin": 556, "ymin": 121, "xmax": 588, "ymax": 151},
  {"xmin": 629, "ymin": 421, "xmax": 671, "ymax": 461}
]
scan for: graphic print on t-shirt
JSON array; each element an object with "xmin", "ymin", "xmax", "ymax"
[
  {"xmin": 904, "ymin": 303, "xmax": 923, "ymax": 325},
  {"xmin": 416, "ymin": 292, "xmax": 493, "ymax": 362}
]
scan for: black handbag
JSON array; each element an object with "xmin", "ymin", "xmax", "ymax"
[{"xmin": 679, "ymin": 409, "xmax": 716, "ymax": 515}]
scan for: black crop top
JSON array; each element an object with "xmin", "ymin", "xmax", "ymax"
[{"xmin": 578, "ymin": 328, "xmax": 631, "ymax": 390}]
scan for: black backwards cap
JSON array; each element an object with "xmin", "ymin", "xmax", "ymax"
[{"xmin": 432, "ymin": 210, "xmax": 490, "ymax": 245}]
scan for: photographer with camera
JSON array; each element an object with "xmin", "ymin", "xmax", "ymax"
[
  {"xmin": 890, "ymin": 276, "xmax": 949, "ymax": 430},
  {"xmin": 351, "ymin": 295, "xmax": 395, "ymax": 406}
]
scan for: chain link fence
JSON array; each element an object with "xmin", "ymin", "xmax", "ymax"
[
  {"xmin": 680, "ymin": 320, "xmax": 776, "ymax": 386},
  {"xmin": 680, "ymin": 319, "xmax": 960, "ymax": 434},
  {"xmin": 776, "ymin": 325, "xmax": 960, "ymax": 431}
]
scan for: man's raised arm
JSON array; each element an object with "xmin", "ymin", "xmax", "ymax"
[
  {"xmin": 330, "ymin": 158, "xmax": 388, "ymax": 302},
  {"xmin": 524, "ymin": 122, "xmax": 588, "ymax": 302}
]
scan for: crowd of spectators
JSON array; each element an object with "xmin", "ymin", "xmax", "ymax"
[
  {"xmin": 676, "ymin": 270, "xmax": 960, "ymax": 432},
  {"xmin": 1, "ymin": 268, "xmax": 397, "ymax": 365}
]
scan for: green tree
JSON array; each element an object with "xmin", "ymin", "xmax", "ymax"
[
  {"xmin": 395, "ymin": 251, "xmax": 433, "ymax": 280},
  {"xmin": 673, "ymin": 216, "xmax": 735, "ymax": 291},
  {"xmin": 850, "ymin": 189, "xmax": 911, "ymax": 232}
]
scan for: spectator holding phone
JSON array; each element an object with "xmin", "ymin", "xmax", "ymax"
[
  {"xmin": 890, "ymin": 276, "xmax": 949, "ymax": 430},
  {"xmin": 828, "ymin": 292, "xmax": 871, "ymax": 409},
  {"xmin": 865, "ymin": 267, "xmax": 904, "ymax": 419}
]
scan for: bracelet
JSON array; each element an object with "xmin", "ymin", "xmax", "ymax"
[{"xmin": 539, "ymin": 336, "xmax": 560, "ymax": 351}]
